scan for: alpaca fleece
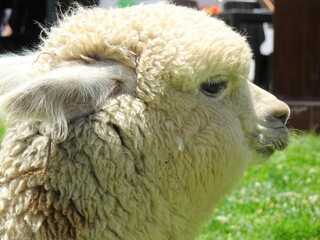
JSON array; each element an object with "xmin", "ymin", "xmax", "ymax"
[{"xmin": 0, "ymin": 3, "xmax": 289, "ymax": 240}]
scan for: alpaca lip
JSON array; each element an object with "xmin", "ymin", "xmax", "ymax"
[
  {"xmin": 257, "ymin": 147, "xmax": 274, "ymax": 157},
  {"xmin": 257, "ymin": 124, "xmax": 288, "ymax": 133},
  {"xmin": 253, "ymin": 125, "xmax": 289, "ymax": 156}
]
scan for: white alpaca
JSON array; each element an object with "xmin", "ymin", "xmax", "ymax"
[{"xmin": 0, "ymin": 4, "xmax": 290, "ymax": 240}]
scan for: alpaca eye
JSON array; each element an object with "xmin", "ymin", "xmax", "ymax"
[{"xmin": 200, "ymin": 80, "xmax": 227, "ymax": 97}]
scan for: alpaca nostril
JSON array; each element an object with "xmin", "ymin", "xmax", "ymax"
[
  {"xmin": 277, "ymin": 112, "xmax": 289, "ymax": 125},
  {"xmin": 273, "ymin": 106, "xmax": 290, "ymax": 125},
  {"xmin": 263, "ymin": 104, "xmax": 290, "ymax": 129}
]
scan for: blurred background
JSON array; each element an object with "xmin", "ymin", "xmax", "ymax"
[{"xmin": 1, "ymin": 0, "xmax": 319, "ymax": 132}]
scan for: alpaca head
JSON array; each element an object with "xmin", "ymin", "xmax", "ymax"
[
  {"xmin": 0, "ymin": 4, "xmax": 289, "ymax": 160},
  {"xmin": 0, "ymin": 3, "xmax": 290, "ymax": 239}
]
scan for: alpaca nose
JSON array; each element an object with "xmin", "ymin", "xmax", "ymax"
[
  {"xmin": 259, "ymin": 97, "xmax": 290, "ymax": 129},
  {"xmin": 270, "ymin": 100, "xmax": 290, "ymax": 125},
  {"xmin": 249, "ymin": 82, "xmax": 290, "ymax": 128}
]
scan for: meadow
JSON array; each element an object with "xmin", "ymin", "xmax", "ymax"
[{"xmin": 199, "ymin": 132, "xmax": 320, "ymax": 240}]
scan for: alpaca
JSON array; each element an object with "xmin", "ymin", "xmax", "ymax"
[{"xmin": 0, "ymin": 3, "xmax": 290, "ymax": 240}]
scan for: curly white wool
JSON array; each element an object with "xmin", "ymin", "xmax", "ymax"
[{"xmin": 0, "ymin": 3, "xmax": 289, "ymax": 240}]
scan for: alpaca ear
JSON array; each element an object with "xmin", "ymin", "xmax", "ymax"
[{"xmin": 0, "ymin": 55, "xmax": 136, "ymax": 138}]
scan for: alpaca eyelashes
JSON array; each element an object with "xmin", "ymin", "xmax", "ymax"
[{"xmin": 200, "ymin": 80, "xmax": 228, "ymax": 97}]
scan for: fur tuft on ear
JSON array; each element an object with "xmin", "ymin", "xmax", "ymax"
[
  {"xmin": 0, "ymin": 53, "xmax": 36, "ymax": 95},
  {"xmin": 0, "ymin": 55, "xmax": 136, "ymax": 140}
]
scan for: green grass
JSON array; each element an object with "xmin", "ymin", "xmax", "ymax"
[
  {"xmin": 199, "ymin": 133, "xmax": 320, "ymax": 240},
  {"xmin": 0, "ymin": 120, "xmax": 5, "ymax": 142}
]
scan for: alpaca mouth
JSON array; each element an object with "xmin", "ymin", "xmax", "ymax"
[
  {"xmin": 257, "ymin": 146, "xmax": 275, "ymax": 156},
  {"xmin": 252, "ymin": 125, "xmax": 289, "ymax": 157}
]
